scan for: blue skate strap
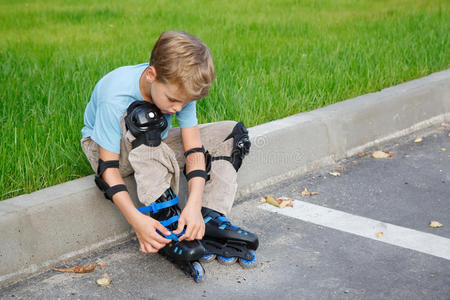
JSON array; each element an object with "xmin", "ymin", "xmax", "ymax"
[
  {"xmin": 203, "ymin": 215, "xmax": 238, "ymax": 229},
  {"xmin": 160, "ymin": 215, "xmax": 179, "ymax": 227},
  {"xmin": 157, "ymin": 229, "xmax": 182, "ymax": 242},
  {"xmin": 216, "ymin": 216, "xmax": 239, "ymax": 229},
  {"xmin": 137, "ymin": 196, "xmax": 178, "ymax": 214},
  {"xmin": 157, "ymin": 215, "xmax": 186, "ymax": 242},
  {"xmin": 136, "ymin": 196, "xmax": 186, "ymax": 241}
]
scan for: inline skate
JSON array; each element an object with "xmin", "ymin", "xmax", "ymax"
[
  {"xmin": 138, "ymin": 188, "xmax": 206, "ymax": 282},
  {"xmin": 200, "ymin": 207, "xmax": 259, "ymax": 268}
]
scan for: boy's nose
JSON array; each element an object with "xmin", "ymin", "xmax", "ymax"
[{"xmin": 175, "ymin": 105, "xmax": 182, "ymax": 112}]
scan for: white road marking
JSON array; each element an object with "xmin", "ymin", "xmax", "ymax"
[{"xmin": 260, "ymin": 200, "xmax": 450, "ymax": 260}]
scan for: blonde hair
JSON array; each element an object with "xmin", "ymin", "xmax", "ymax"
[{"xmin": 150, "ymin": 31, "xmax": 215, "ymax": 100}]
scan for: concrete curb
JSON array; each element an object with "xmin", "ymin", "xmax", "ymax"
[{"xmin": 1, "ymin": 69, "xmax": 449, "ymax": 287}]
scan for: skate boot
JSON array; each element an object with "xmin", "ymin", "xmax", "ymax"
[
  {"xmin": 200, "ymin": 207, "xmax": 259, "ymax": 268},
  {"xmin": 137, "ymin": 188, "xmax": 206, "ymax": 282}
]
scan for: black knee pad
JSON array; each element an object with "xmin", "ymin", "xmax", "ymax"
[
  {"xmin": 225, "ymin": 122, "xmax": 251, "ymax": 171},
  {"xmin": 212, "ymin": 122, "xmax": 251, "ymax": 172},
  {"xmin": 125, "ymin": 100, "xmax": 168, "ymax": 148}
]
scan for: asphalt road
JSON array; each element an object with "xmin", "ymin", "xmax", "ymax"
[{"xmin": 1, "ymin": 125, "xmax": 449, "ymax": 300}]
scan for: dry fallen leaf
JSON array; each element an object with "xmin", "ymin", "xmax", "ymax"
[
  {"xmin": 302, "ymin": 188, "xmax": 318, "ymax": 196},
  {"xmin": 337, "ymin": 167, "xmax": 343, "ymax": 172},
  {"xmin": 97, "ymin": 262, "xmax": 107, "ymax": 268},
  {"xmin": 96, "ymin": 273, "xmax": 112, "ymax": 286},
  {"xmin": 329, "ymin": 172, "xmax": 341, "ymax": 177},
  {"xmin": 278, "ymin": 198, "xmax": 294, "ymax": 208},
  {"xmin": 358, "ymin": 153, "xmax": 367, "ymax": 157},
  {"xmin": 441, "ymin": 148, "xmax": 447, "ymax": 152},
  {"xmin": 265, "ymin": 194, "xmax": 280, "ymax": 207},
  {"xmin": 53, "ymin": 264, "xmax": 96, "ymax": 273},
  {"xmin": 414, "ymin": 138, "xmax": 423, "ymax": 143},
  {"xmin": 441, "ymin": 122, "xmax": 450, "ymax": 128},
  {"xmin": 376, "ymin": 232, "xmax": 384, "ymax": 238},
  {"xmin": 372, "ymin": 151, "xmax": 391, "ymax": 159},
  {"xmin": 259, "ymin": 197, "xmax": 266, "ymax": 203},
  {"xmin": 429, "ymin": 221, "xmax": 443, "ymax": 228},
  {"xmin": 262, "ymin": 195, "xmax": 294, "ymax": 208},
  {"xmin": 292, "ymin": 187, "xmax": 297, "ymax": 192}
]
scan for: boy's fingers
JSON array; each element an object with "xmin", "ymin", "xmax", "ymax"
[
  {"xmin": 142, "ymin": 243, "xmax": 157, "ymax": 254},
  {"xmin": 173, "ymin": 218, "xmax": 185, "ymax": 235},
  {"xmin": 150, "ymin": 226, "xmax": 171, "ymax": 244},
  {"xmin": 197, "ymin": 226, "xmax": 204, "ymax": 240},
  {"xmin": 189, "ymin": 224, "xmax": 201, "ymax": 241},
  {"xmin": 152, "ymin": 232, "xmax": 171, "ymax": 244},
  {"xmin": 149, "ymin": 240, "xmax": 166, "ymax": 251},
  {"xmin": 191, "ymin": 225, "xmax": 200, "ymax": 241},
  {"xmin": 138, "ymin": 241, "xmax": 145, "ymax": 252},
  {"xmin": 182, "ymin": 224, "xmax": 194, "ymax": 241},
  {"xmin": 156, "ymin": 222, "xmax": 171, "ymax": 236}
]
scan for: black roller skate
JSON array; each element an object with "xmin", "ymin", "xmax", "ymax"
[
  {"xmin": 137, "ymin": 188, "xmax": 206, "ymax": 282},
  {"xmin": 200, "ymin": 207, "xmax": 259, "ymax": 268}
]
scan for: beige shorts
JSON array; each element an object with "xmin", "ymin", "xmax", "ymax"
[{"xmin": 81, "ymin": 120, "xmax": 240, "ymax": 216}]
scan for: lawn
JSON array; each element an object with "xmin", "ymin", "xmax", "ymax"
[{"xmin": 1, "ymin": 0, "xmax": 449, "ymax": 200}]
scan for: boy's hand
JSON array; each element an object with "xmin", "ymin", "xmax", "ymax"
[
  {"xmin": 133, "ymin": 213, "xmax": 172, "ymax": 254},
  {"xmin": 173, "ymin": 200, "xmax": 205, "ymax": 241}
]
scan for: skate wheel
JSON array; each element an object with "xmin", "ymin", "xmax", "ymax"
[
  {"xmin": 239, "ymin": 250, "xmax": 257, "ymax": 268},
  {"xmin": 192, "ymin": 261, "xmax": 205, "ymax": 283},
  {"xmin": 200, "ymin": 253, "xmax": 216, "ymax": 263},
  {"xmin": 217, "ymin": 255, "xmax": 238, "ymax": 265}
]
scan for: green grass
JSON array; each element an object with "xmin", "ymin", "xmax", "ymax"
[{"xmin": 1, "ymin": 0, "xmax": 449, "ymax": 200}]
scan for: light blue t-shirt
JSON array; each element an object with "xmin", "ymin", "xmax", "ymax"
[{"xmin": 81, "ymin": 63, "xmax": 198, "ymax": 154}]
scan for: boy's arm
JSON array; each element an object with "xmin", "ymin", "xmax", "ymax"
[
  {"xmin": 181, "ymin": 125, "xmax": 206, "ymax": 205},
  {"xmin": 173, "ymin": 125, "xmax": 206, "ymax": 241},
  {"xmin": 98, "ymin": 146, "xmax": 171, "ymax": 253}
]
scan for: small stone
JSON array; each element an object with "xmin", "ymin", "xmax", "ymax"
[
  {"xmin": 429, "ymin": 221, "xmax": 443, "ymax": 228},
  {"xmin": 372, "ymin": 151, "xmax": 390, "ymax": 159}
]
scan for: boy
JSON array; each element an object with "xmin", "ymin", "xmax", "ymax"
[{"xmin": 81, "ymin": 31, "xmax": 258, "ymax": 282}]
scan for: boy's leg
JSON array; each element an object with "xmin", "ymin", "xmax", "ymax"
[
  {"xmin": 120, "ymin": 115, "xmax": 180, "ymax": 206},
  {"xmin": 80, "ymin": 120, "xmax": 134, "ymax": 179},
  {"xmin": 80, "ymin": 115, "xmax": 179, "ymax": 206},
  {"xmin": 81, "ymin": 118, "xmax": 243, "ymax": 214},
  {"xmin": 164, "ymin": 121, "xmax": 245, "ymax": 217}
]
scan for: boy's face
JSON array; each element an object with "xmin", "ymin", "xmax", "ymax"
[
  {"xmin": 150, "ymin": 79, "xmax": 189, "ymax": 115},
  {"xmin": 142, "ymin": 66, "xmax": 191, "ymax": 115}
]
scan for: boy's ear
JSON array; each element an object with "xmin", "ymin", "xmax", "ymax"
[{"xmin": 146, "ymin": 66, "xmax": 157, "ymax": 82}]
